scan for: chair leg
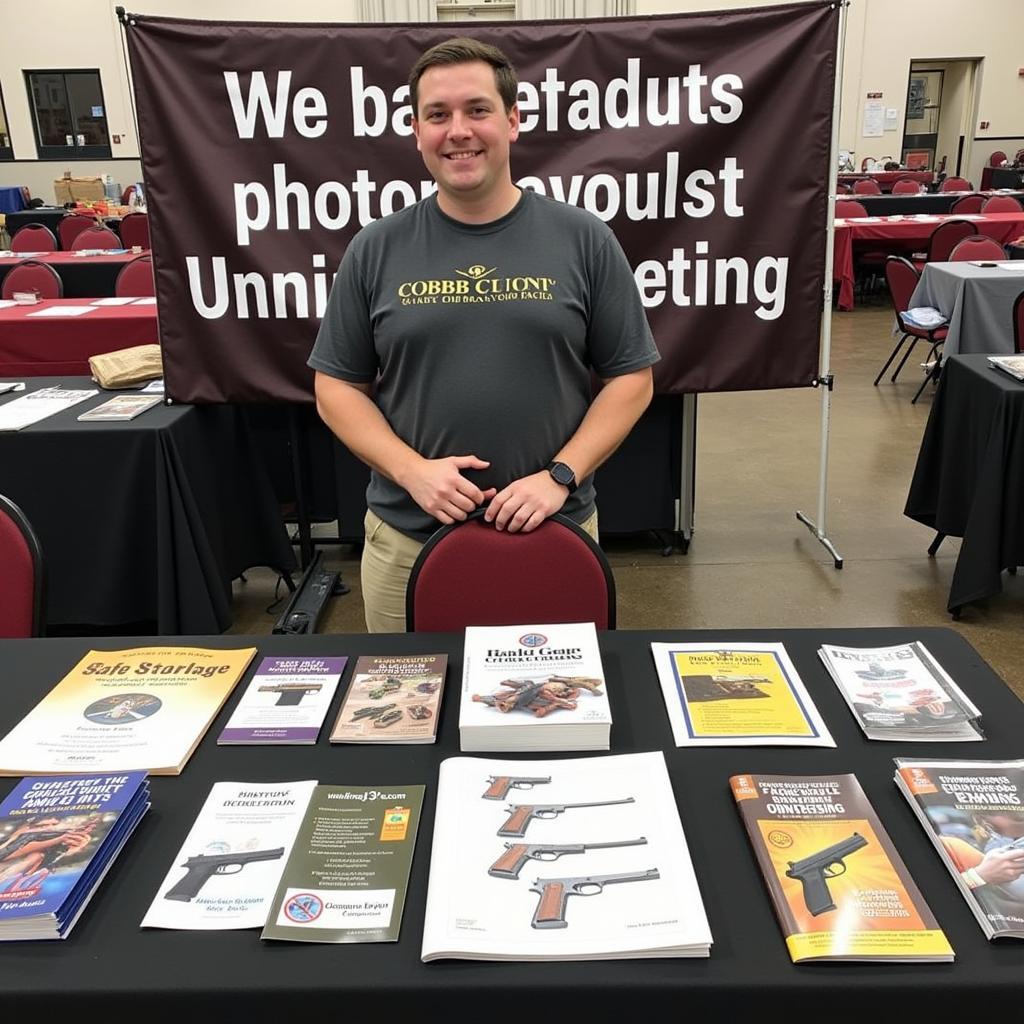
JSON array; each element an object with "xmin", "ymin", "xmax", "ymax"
[
  {"xmin": 927, "ymin": 532, "xmax": 945, "ymax": 556},
  {"xmin": 912, "ymin": 361, "xmax": 941, "ymax": 404},
  {"xmin": 891, "ymin": 336, "xmax": 921, "ymax": 383},
  {"xmin": 874, "ymin": 333, "xmax": 909, "ymax": 386}
]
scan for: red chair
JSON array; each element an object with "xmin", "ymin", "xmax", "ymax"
[
  {"xmin": 835, "ymin": 199, "xmax": 868, "ymax": 218},
  {"xmin": 121, "ymin": 184, "xmax": 139, "ymax": 205},
  {"xmin": 1016, "ymin": 149, "xmax": 1024, "ymax": 165},
  {"xmin": 876, "ymin": 256, "xmax": 948, "ymax": 390},
  {"xmin": 10, "ymin": 223, "xmax": 57, "ymax": 253},
  {"xmin": 115, "ymin": 255, "xmax": 155, "ymax": 297},
  {"xmin": 1014, "ymin": 290, "xmax": 1024, "ymax": 353},
  {"xmin": 406, "ymin": 510, "xmax": 616, "ymax": 631},
  {"xmin": 940, "ymin": 177, "xmax": 973, "ymax": 192},
  {"xmin": 56, "ymin": 214, "xmax": 96, "ymax": 251},
  {"xmin": 0, "ymin": 260, "xmax": 63, "ymax": 300},
  {"xmin": 948, "ymin": 235, "xmax": 1006, "ymax": 262},
  {"xmin": 853, "ymin": 178, "xmax": 882, "ymax": 195},
  {"xmin": 922, "ymin": 219, "xmax": 976, "ymax": 264},
  {"xmin": 982, "ymin": 195, "xmax": 1024, "ymax": 214},
  {"xmin": 70, "ymin": 226, "xmax": 122, "ymax": 251},
  {"xmin": 989, "ymin": 150, "xmax": 1007, "ymax": 166},
  {"xmin": 836, "ymin": 182, "xmax": 852, "ymax": 194},
  {"xmin": 0, "ymin": 493, "xmax": 45, "ymax": 638},
  {"xmin": 892, "ymin": 179, "xmax": 922, "ymax": 194},
  {"xmin": 949, "ymin": 194, "xmax": 985, "ymax": 215},
  {"xmin": 118, "ymin": 212, "xmax": 150, "ymax": 250},
  {"xmin": 860, "ymin": 157, "xmax": 877, "ymax": 172}
]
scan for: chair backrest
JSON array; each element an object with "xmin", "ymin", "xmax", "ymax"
[
  {"xmin": 927, "ymin": 219, "xmax": 976, "ymax": 262},
  {"xmin": 949, "ymin": 193, "xmax": 985, "ymax": 215},
  {"xmin": 118, "ymin": 212, "xmax": 150, "ymax": 250},
  {"xmin": 121, "ymin": 184, "xmax": 138, "ymax": 205},
  {"xmin": 948, "ymin": 235, "xmax": 1007, "ymax": 262},
  {"xmin": 853, "ymin": 178, "xmax": 882, "ymax": 195},
  {"xmin": 884, "ymin": 256, "xmax": 921, "ymax": 328},
  {"xmin": 0, "ymin": 260, "xmax": 64, "ymax": 301},
  {"xmin": 836, "ymin": 182, "xmax": 852, "ymax": 194},
  {"xmin": 989, "ymin": 150, "xmax": 1007, "ymax": 166},
  {"xmin": 0, "ymin": 493, "xmax": 45, "ymax": 638},
  {"xmin": 860, "ymin": 157, "xmax": 876, "ymax": 172},
  {"xmin": 10, "ymin": 223, "xmax": 57, "ymax": 253},
  {"xmin": 115, "ymin": 254, "xmax": 155, "ymax": 297},
  {"xmin": 1016, "ymin": 149, "xmax": 1024, "ymax": 165},
  {"xmin": 981, "ymin": 195, "xmax": 1024, "ymax": 214},
  {"xmin": 891, "ymin": 178, "xmax": 922, "ymax": 194},
  {"xmin": 835, "ymin": 199, "xmax": 868, "ymax": 219},
  {"xmin": 70, "ymin": 226, "xmax": 122, "ymax": 251},
  {"xmin": 406, "ymin": 511, "xmax": 616, "ymax": 632},
  {"xmin": 940, "ymin": 176, "xmax": 973, "ymax": 192},
  {"xmin": 56, "ymin": 214, "xmax": 95, "ymax": 251},
  {"xmin": 1014, "ymin": 290, "xmax": 1024, "ymax": 354}
]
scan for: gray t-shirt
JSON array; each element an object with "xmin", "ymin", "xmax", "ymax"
[{"xmin": 308, "ymin": 188, "xmax": 659, "ymax": 540}]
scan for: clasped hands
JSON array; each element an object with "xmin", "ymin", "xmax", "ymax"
[{"xmin": 402, "ymin": 455, "xmax": 568, "ymax": 532}]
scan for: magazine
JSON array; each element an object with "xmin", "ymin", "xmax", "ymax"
[
  {"xmin": 988, "ymin": 355, "xmax": 1024, "ymax": 382},
  {"xmin": 895, "ymin": 759, "xmax": 1024, "ymax": 939},
  {"xmin": 730, "ymin": 772, "xmax": 952, "ymax": 962},
  {"xmin": 421, "ymin": 751, "xmax": 712, "ymax": 960},
  {"xmin": 651, "ymin": 641, "xmax": 834, "ymax": 747},
  {"xmin": 460, "ymin": 623, "xmax": 610, "ymax": 751},
  {"xmin": 818, "ymin": 642, "xmax": 982, "ymax": 741},
  {"xmin": 77, "ymin": 394, "xmax": 163, "ymax": 421}
]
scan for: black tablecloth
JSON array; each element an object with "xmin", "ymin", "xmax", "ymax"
[
  {"xmin": 905, "ymin": 355, "xmax": 1024, "ymax": 612},
  {"xmin": 0, "ymin": 379, "xmax": 296, "ymax": 632},
  {"xmin": 0, "ymin": 257, "xmax": 125, "ymax": 299},
  {"xmin": 990, "ymin": 167, "xmax": 1024, "ymax": 190},
  {"xmin": 0, "ymin": 627, "xmax": 1020, "ymax": 1019},
  {"xmin": 5, "ymin": 207, "xmax": 67, "ymax": 237}
]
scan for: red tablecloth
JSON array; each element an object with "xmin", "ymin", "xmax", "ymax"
[
  {"xmin": 0, "ymin": 299, "xmax": 158, "ymax": 376},
  {"xmin": 839, "ymin": 171, "xmax": 935, "ymax": 193},
  {"xmin": 832, "ymin": 212, "xmax": 1024, "ymax": 311}
]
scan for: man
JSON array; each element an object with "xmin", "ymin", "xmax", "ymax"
[{"xmin": 309, "ymin": 38, "xmax": 658, "ymax": 632}]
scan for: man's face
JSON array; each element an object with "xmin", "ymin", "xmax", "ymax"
[{"xmin": 413, "ymin": 60, "xmax": 519, "ymax": 208}]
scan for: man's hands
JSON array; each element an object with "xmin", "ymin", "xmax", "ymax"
[
  {"xmin": 974, "ymin": 846, "xmax": 1024, "ymax": 886},
  {"xmin": 401, "ymin": 455, "xmax": 497, "ymax": 526},
  {"xmin": 484, "ymin": 469, "xmax": 568, "ymax": 533}
]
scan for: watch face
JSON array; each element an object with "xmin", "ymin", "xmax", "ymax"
[{"xmin": 550, "ymin": 462, "xmax": 575, "ymax": 486}]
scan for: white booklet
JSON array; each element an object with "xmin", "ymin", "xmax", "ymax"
[
  {"xmin": 0, "ymin": 388, "xmax": 98, "ymax": 431},
  {"xmin": 77, "ymin": 394, "xmax": 163, "ymax": 421},
  {"xmin": 421, "ymin": 751, "xmax": 712, "ymax": 961},
  {"xmin": 142, "ymin": 780, "xmax": 317, "ymax": 930},
  {"xmin": 460, "ymin": 623, "xmax": 610, "ymax": 752},
  {"xmin": 651, "ymin": 641, "xmax": 834, "ymax": 747},
  {"xmin": 988, "ymin": 355, "xmax": 1024, "ymax": 382}
]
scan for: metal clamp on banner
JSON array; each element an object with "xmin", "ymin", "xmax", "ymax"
[{"xmin": 810, "ymin": 374, "xmax": 835, "ymax": 391}]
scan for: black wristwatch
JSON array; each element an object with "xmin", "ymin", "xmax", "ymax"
[{"xmin": 546, "ymin": 461, "xmax": 577, "ymax": 493}]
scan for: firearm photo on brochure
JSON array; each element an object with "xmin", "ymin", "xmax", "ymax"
[{"xmin": 421, "ymin": 751, "xmax": 712, "ymax": 960}]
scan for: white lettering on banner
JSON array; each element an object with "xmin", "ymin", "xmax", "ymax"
[
  {"xmin": 350, "ymin": 68, "xmax": 414, "ymax": 138},
  {"xmin": 224, "ymin": 71, "xmax": 327, "ymax": 139}
]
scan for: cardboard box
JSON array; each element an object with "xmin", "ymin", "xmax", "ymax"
[{"xmin": 53, "ymin": 176, "xmax": 106, "ymax": 204}]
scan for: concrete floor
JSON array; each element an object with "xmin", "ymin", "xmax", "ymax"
[{"xmin": 228, "ymin": 303, "xmax": 1024, "ymax": 700}]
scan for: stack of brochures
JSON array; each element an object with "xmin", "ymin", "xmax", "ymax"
[
  {"xmin": 987, "ymin": 355, "xmax": 1024, "ymax": 382},
  {"xmin": 895, "ymin": 758, "xmax": 1024, "ymax": 940},
  {"xmin": 0, "ymin": 772, "xmax": 150, "ymax": 940},
  {"xmin": 818, "ymin": 642, "xmax": 983, "ymax": 741},
  {"xmin": 459, "ymin": 623, "xmax": 611, "ymax": 752}
]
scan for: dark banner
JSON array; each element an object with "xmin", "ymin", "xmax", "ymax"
[{"xmin": 126, "ymin": 3, "xmax": 837, "ymax": 403}]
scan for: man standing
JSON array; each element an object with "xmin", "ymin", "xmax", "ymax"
[{"xmin": 309, "ymin": 38, "xmax": 658, "ymax": 632}]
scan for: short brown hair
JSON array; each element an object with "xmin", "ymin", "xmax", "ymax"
[{"xmin": 409, "ymin": 37, "xmax": 518, "ymax": 116}]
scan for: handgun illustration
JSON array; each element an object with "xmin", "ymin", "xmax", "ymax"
[
  {"xmin": 482, "ymin": 775, "xmax": 552, "ymax": 800},
  {"xmin": 785, "ymin": 832, "xmax": 869, "ymax": 916},
  {"xmin": 489, "ymin": 837, "xmax": 648, "ymax": 879},
  {"xmin": 498, "ymin": 798, "xmax": 635, "ymax": 838},
  {"xmin": 258, "ymin": 683, "xmax": 322, "ymax": 706},
  {"xmin": 529, "ymin": 868, "xmax": 660, "ymax": 929},
  {"xmin": 163, "ymin": 847, "xmax": 285, "ymax": 902}
]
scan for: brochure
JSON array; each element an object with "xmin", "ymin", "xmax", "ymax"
[
  {"xmin": 731, "ymin": 772, "xmax": 953, "ymax": 962},
  {"xmin": 77, "ymin": 394, "xmax": 163, "ymax": 421},
  {"xmin": 421, "ymin": 751, "xmax": 712, "ymax": 960},
  {"xmin": 0, "ymin": 388, "xmax": 98, "ymax": 431},
  {"xmin": 219, "ymin": 655, "xmax": 347, "ymax": 745},
  {"xmin": 460, "ymin": 623, "xmax": 611, "ymax": 751},
  {"xmin": 651, "ymin": 642, "xmax": 834, "ymax": 747},
  {"xmin": 262, "ymin": 784, "xmax": 424, "ymax": 943},
  {"xmin": 0, "ymin": 646, "xmax": 257, "ymax": 775},
  {"xmin": 330, "ymin": 654, "xmax": 446, "ymax": 744},
  {"xmin": 988, "ymin": 355, "xmax": 1024, "ymax": 382},
  {"xmin": 895, "ymin": 759, "xmax": 1024, "ymax": 939}
]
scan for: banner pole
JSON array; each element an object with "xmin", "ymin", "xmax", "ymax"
[{"xmin": 795, "ymin": 0, "xmax": 849, "ymax": 570}]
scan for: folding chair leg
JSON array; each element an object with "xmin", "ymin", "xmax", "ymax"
[
  {"xmin": 891, "ymin": 336, "xmax": 920, "ymax": 383},
  {"xmin": 927, "ymin": 532, "xmax": 945, "ymax": 556},
  {"xmin": 874, "ymin": 333, "xmax": 909, "ymax": 386},
  {"xmin": 912, "ymin": 361, "xmax": 941, "ymax": 404}
]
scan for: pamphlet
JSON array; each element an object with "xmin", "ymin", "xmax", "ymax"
[
  {"xmin": 0, "ymin": 387, "xmax": 98, "ymax": 431},
  {"xmin": 651, "ymin": 641, "xmax": 834, "ymax": 747},
  {"xmin": 77, "ymin": 394, "xmax": 163, "ymax": 421},
  {"xmin": 219, "ymin": 655, "xmax": 347, "ymax": 745},
  {"xmin": 330, "ymin": 654, "xmax": 445, "ymax": 744},
  {"xmin": 988, "ymin": 355, "xmax": 1024, "ymax": 382}
]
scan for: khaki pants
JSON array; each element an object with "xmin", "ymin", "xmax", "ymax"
[{"xmin": 361, "ymin": 508, "xmax": 600, "ymax": 633}]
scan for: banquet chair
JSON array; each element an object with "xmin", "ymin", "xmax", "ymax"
[
  {"xmin": 0, "ymin": 260, "xmax": 63, "ymax": 300},
  {"xmin": 406, "ymin": 510, "xmax": 616, "ymax": 632},
  {"xmin": 981, "ymin": 195, "xmax": 1024, "ymax": 214},
  {"xmin": 10, "ymin": 223, "xmax": 57, "ymax": 253},
  {"xmin": 1014, "ymin": 290, "xmax": 1024, "ymax": 354},
  {"xmin": 71, "ymin": 226, "xmax": 122, "ymax": 251},
  {"xmin": 916, "ymin": 219, "xmax": 976, "ymax": 267},
  {"xmin": 0, "ymin": 493, "xmax": 46, "ymax": 638},
  {"xmin": 835, "ymin": 199, "xmax": 868, "ymax": 218},
  {"xmin": 949, "ymin": 194, "xmax": 985, "ymax": 215},
  {"xmin": 836, "ymin": 182, "xmax": 852, "ymax": 194},
  {"xmin": 940, "ymin": 177, "xmax": 973, "ymax": 192},
  {"xmin": 989, "ymin": 150, "xmax": 1007, "ymax": 166},
  {"xmin": 115, "ymin": 255, "xmax": 155, "ymax": 297},
  {"xmin": 876, "ymin": 256, "xmax": 948, "ymax": 390},
  {"xmin": 853, "ymin": 178, "xmax": 882, "ymax": 195},
  {"xmin": 118, "ymin": 212, "xmax": 150, "ymax": 250},
  {"xmin": 948, "ymin": 236, "xmax": 1006, "ymax": 262},
  {"xmin": 57, "ymin": 215, "xmax": 96, "ymax": 251},
  {"xmin": 891, "ymin": 179, "xmax": 922, "ymax": 194},
  {"xmin": 860, "ymin": 157, "xmax": 877, "ymax": 172}
]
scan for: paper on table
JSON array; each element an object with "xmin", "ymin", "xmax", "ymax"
[
  {"xmin": 132, "ymin": 296, "xmax": 157, "ymax": 305},
  {"xmin": 26, "ymin": 306, "xmax": 97, "ymax": 317},
  {"xmin": 995, "ymin": 262, "xmax": 1024, "ymax": 271},
  {"xmin": 0, "ymin": 300, "xmax": 18, "ymax": 309},
  {"xmin": 90, "ymin": 297, "xmax": 138, "ymax": 306}
]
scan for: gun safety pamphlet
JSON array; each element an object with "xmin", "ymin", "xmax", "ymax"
[
  {"xmin": 218, "ymin": 655, "xmax": 348, "ymax": 745},
  {"xmin": 0, "ymin": 772, "xmax": 149, "ymax": 940},
  {"xmin": 460, "ymin": 622, "xmax": 611, "ymax": 751},
  {"xmin": 421, "ymin": 750, "xmax": 712, "ymax": 960},
  {"xmin": 0, "ymin": 646, "xmax": 257, "ymax": 776},
  {"xmin": 895, "ymin": 758, "xmax": 1024, "ymax": 939},
  {"xmin": 731, "ymin": 772, "xmax": 953, "ymax": 962},
  {"xmin": 819, "ymin": 642, "xmax": 982, "ymax": 741},
  {"xmin": 330, "ymin": 654, "xmax": 446, "ymax": 744},
  {"xmin": 651, "ymin": 642, "xmax": 834, "ymax": 747},
  {"xmin": 262, "ymin": 784, "xmax": 424, "ymax": 943},
  {"xmin": 142, "ymin": 780, "xmax": 317, "ymax": 930}
]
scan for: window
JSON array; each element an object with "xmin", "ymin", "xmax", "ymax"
[
  {"xmin": 0, "ymin": 88, "xmax": 11, "ymax": 160},
  {"xmin": 24, "ymin": 70, "xmax": 111, "ymax": 159}
]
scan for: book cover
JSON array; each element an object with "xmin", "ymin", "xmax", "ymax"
[
  {"xmin": 0, "ymin": 647, "xmax": 257, "ymax": 775},
  {"xmin": 77, "ymin": 394, "xmax": 163, "ymax": 421},
  {"xmin": 262, "ymin": 784, "xmax": 424, "ymax": 943},
  {"xmin": 730, "ymin": 772, "xmax": 952, "ymax": 962},
  {"xmin": 330, "ymin": 655, "xmax": 446, "ymax": 744}
]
